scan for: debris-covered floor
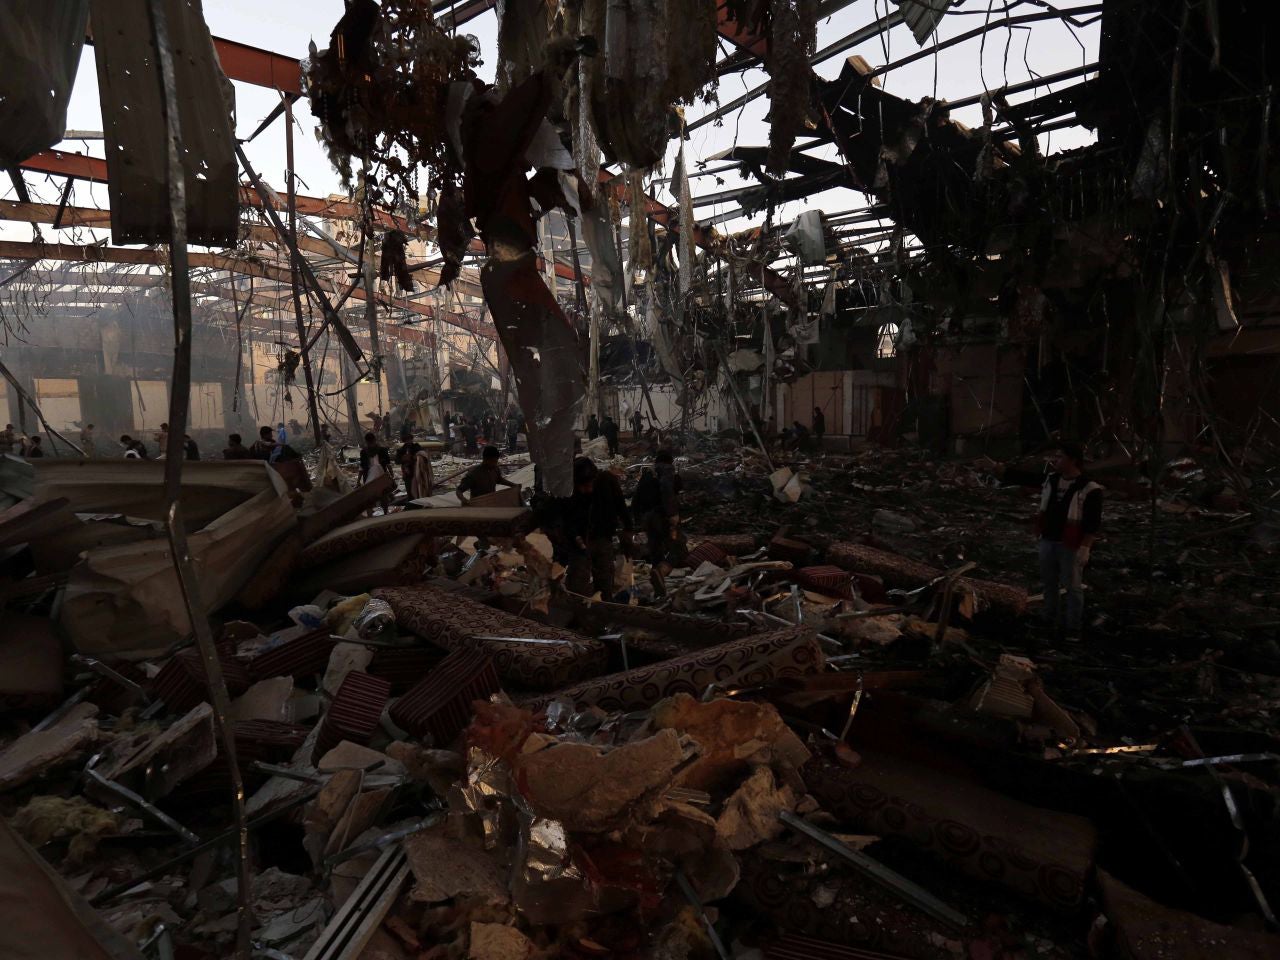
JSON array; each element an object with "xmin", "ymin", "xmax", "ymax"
[{"xmin": 2, "ymin": 437, "xmax": 1277, "ymax": 960}]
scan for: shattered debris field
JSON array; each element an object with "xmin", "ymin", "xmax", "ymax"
[
  {"xmin": 2, "ymin": 0, "xmax": 1280, "ymax": 958},
  {"xmin": 2, "ymin": 438, "xmax": 1278, "ymax": 960}
]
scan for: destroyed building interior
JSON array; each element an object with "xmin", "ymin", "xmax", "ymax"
[{"xmin": 2, "ymin": 1, "xmax": 1280, "ymax": 958}]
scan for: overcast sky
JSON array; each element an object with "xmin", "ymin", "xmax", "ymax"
[{"xmin": 7, "ymin": 1, "xmax": 1100, "ymax": 242}]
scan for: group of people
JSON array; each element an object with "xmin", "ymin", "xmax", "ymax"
[
  {"xmin": 118, "ymin": 422, "xmax": 205, "ymax": 460},
  {"xmin": 560, "ymin": 449, "xmax": 683, "ymax": 599},
  {"xmin": 1, "ymin": 424, "xmax": 43, "ymax": 458},
  {"xmin": 441, "ymin": 411, "xmax": 524, "ymax": 457}
]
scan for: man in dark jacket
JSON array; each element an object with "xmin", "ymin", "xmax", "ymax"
[
  {"xmin": 564, "ymin": 457, "xmax": 632, "ymax": 597},
  {"xmin": 396, "ymin": 427, "xmax": 422, "ymax": 492},
  {"xmin": 506, "ymin": 412, "xmax": 521, "ymax": 454},
  {"xmin": 991, "ymin": 442, "xmax": 1102, "ymax": 639},
  {"xmin": 223, "ymin": 434, "xmax": 253, "ymax": 459},
  {"xmin": 457, "ymin": 446, "xmax": 517, "ymax": 504},
  {"xmin": 601, "ymin": 415, "xmax": 620, "ymax": 457},
  {"xmin": 586, "ymin": 413, "xmax": 600, "ymax": 440},
  {"xmin": 459, "ymin": 418, "xmax": 480, "ymax": 456},
  {"xmin": 633, "ymin": 449, "xmax": 684, "ymax": 595},
  {"xmin": 812, "ymin": 406, "xmax": 826, "ymax": 444},
  {"xmin": 630, "ymin": 408, "xmax": 644, "ymax": 438}
]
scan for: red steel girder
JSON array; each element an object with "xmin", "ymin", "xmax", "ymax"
[{"xmin": 211, "ymin": 36, "xmax": 304, "ymax": 96}]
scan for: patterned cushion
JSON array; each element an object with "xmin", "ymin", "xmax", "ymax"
[
  {"xmin": 313, "ymin": 671, "xmax": 391, "ymax": 761},
  {"xmin": 151, "ymin": 647, "xmax": 251, "ymax": 713},
  {"xmin": 374, "ymin": 584, "xmax": 608, "ymax": 692},
  {"xmin": 248, "ymin": 628, "xmax": 335, "ymax": 682},
  {"xmin": 795, "ymin": 565, "xmax": 854, "ymax": 599},
  {"xmin": 523, "ymin": 626, "xmax": 824, "ymax": 713},
  {"xmin": 685, "ymin": 541, "xmax": 729, "ymax": 568},
  {"xmin": 388, "ymin": 648, "xmax": 501, "ymax": 746}
]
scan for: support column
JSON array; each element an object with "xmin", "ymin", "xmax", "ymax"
[{"xmin": 284, "ymin": 99, "xmax": 324, "ymax": 448}]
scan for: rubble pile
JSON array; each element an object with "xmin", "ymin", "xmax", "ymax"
[{"xmin": 2, "ymin": 442, "xmax": 1279, "ymax": 960}]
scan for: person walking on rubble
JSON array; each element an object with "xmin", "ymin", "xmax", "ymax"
[
  {"xmin": 633, "ymin": 449, "xmax": 684, "ymax": 596},
  {"xmin": 602, "ymin": 414, "xmax": 620, "ymax": 458},
  {"xmin": 506, "ymin": 411, "xmax": 520, "ymax": 454},
  {"xmin": 359, "ymin": 431, "xmax": 393, "ymax": 514},
  {"xmin": 80, "ymin": 423, "xmax": 96, "ymax": 458},
  {"xmin": 396, "ymin": 426, "xmax": 423, "ymax": 494},
  {"xmin": 457, "ymin": 445, "xmax": 518, "ymax": 505},
  {"xmin": 812, "ymin": 406, "xmax": 826, "ymax": 446},
  {"xmin": 587, "ymin": 413, "xmax": 600, "ymax": 441},
  {"xmin": 988, "ymin": 442, "xmax": 1103, "ymax": 641},
  {"xmin": 461, "ymin": 417, "xmax": 481, "ymax": 456},
  {"xmin": 564, "ymin": 457, "xmax": 632, "ymax": 597},
  {"xmin": 631, "ymin": 408, "xmax": 644, "ymax": 439}
]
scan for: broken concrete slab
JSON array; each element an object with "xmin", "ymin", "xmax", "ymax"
[
  {"xmin": 0, "ymin": 701, "xmax": 99, "ymax": 792},
  {"xmin": 649, "ymin": 693, "xmax": 811, "ymax": 792},
  {"xmin": 227, "ymin": 676, "xmax": 294, "ymax": 723},
  {"xmin": 716, "ymin": 766, "xmax": 798, "ymax": 851},
  {"xmin": 60, "ymin": 483, "xmax": 296, "ymax": 658},
  {"xmin": 516, "ymin": 728, "xmax": 688, "ymax": 833},
  {"xmin": 469, "ymin": 922, "xmax": 534, "ymax": 960},
  {"xmin": 404, "ymin": 830, "xmax": 509, "ymax": 905},
  {"xmin": 90, "ymin": 702, "xmax": 217, "ymax": 800}
]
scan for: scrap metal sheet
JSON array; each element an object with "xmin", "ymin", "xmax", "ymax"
[{"xmin": 89, "ymin": 0, "xmax": 238, "ymax": 246}]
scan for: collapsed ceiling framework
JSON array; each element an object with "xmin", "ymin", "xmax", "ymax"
[{"xmin": 1, "ymin": 0, "xmax": 1277, "ymax": 488}]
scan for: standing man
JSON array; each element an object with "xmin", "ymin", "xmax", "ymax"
[
  {"xmin": 812, "ymin": 406, "xmax": 825, "ymax": 446},
  {"xmin": 460, "ymin": 417, "xmax": 480, "ymax": 457},
  {"xmin": 249, "ymin": 426, "xmax": 277, "ymax": 460},
  {"xmin": 359, "ymin": 431, "xmax": 393, "ymax": 514},
  {"xmin": 0, "ymin": 423, "xmax": 14, "ymax": 454},
  {"xmin": 506, "ymin": 411, "xmax": 520, "ymax": 454},
  {"xmin": 277, "ymin": 422, "xmax": 288, "ymax": 445},
  {"xmin": 80, "ymin": 423, "xmax": 96, "ymax": 458},
  {"xmin": 601, "ymin": 414, "xmax": 620, "ymax": 458},
  {"xmin": 457, "ymin": 445, "xmax": 517, "ymax": 504},
  {"xmin": 630, "ymin": 408, "xmax": 644, "ymax": 439},
  {"xmin": 396, "ymin": 426, "xmax": 422, "ymax": 493},
  {"xmin": 483, "ymin": 412, "xmax": 497, "ymax": 444},
  {"xmin": 156, "ymin": 422, "xmax": 169, "ymax": 456},
  {"xmin": 632, "ymin": 449, "xmax": 684, "ymax": 596},
  {"xmin": 990, "ymin": 443, "xmax": 1102, "ymax": 641},
  {"xmin": 587, "ymin": 413, "xmax": 600, "ymax": 441},
  {"xmin": 564, "ymin": 458, "xmax": 631, "ymax": 597}
]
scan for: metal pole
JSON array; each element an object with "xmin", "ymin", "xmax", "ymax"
[
  {"xmin": 285, "ymin": 98, "xmax": 324, "ymax": 448},
  {"xmin": 148, "ymin": 2, "xmax": 252, "ymax": 957}
]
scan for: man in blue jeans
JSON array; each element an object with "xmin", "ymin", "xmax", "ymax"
[{"xmin": 992, "ymin": 442, "xmax": 1102, "ymax": 639}]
